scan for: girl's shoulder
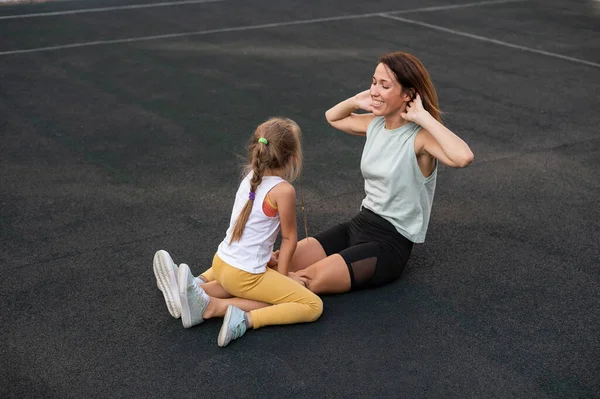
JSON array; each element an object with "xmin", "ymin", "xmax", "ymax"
[
  {"xmin": 267, "ymin": 181, "xmax": 296, "ymax": 207},
  {"xmin": 268, "ymin": 180, "xmax": 295, "ymax": 195}
]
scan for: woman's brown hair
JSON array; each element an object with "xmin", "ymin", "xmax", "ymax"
[
  {"xmin": 230, "ymin": 117, "xmax": 302, "ymax": 243},
  {"xmin": 379, "ymin": 52, "xmax": 442, "ymax": 122}
]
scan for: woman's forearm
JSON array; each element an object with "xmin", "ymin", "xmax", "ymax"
[
  {"xmin": 325, "ymin": 97, "xmax": 359, "ymax": 123},
  {"xmin": 417, "ymin": 112, "xmax": 474, "ymax": 167}
]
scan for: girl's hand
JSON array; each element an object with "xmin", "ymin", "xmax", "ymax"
[
  {"xmin": 267, "ymin": 250, "xmax": 280, "ymax": 269},
  {"xmin": 353, "ymin": 89, "xmax": 373, "ymax": 112},
  {"xmin": 288, "ymin": 272, "xmax": 308, "ymax": 288},
  {"xmin": 401, "ymin": 93, "xmax": 429, "ymax": 123}
]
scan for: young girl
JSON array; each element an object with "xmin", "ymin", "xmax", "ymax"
[{"xmin": 153, "ymin": 117, "xmax": 322, "ymax": 347}]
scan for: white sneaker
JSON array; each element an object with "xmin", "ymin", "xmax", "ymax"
[
  {"xmin": 178, "ymin": 263, "xmax": 210, "ymax": 328},
  {"xmin": 153, "ymin": 250, "xmax": 181, "ymax": 318},
  {"xmin": 217, "ymin": 305, "xmax": 248, "ymax": 347}
]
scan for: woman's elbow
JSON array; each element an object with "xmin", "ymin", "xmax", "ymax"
[
  {"xmin": 324, "ymin": 110, "xmax": 334, "ymax": 125},
  {"xmin": 456, "ymin": 149, "xmax": 474, "ymax": 168}
]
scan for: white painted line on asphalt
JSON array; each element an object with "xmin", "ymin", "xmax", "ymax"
[
  {"xmin": 0, "ymin": 14, "xmax": 378, "ymax": 56},
  {"xmin": 379, "ymin": 13, "xmax": 600, "ymax": 69},
  {"xmin": 0, "ymin": 0, "xmax": 226, "ymax": 20},
  {"xmin": 0, "ymin": 0, "xmax": 553, "ymax": 61},
  {"xmin": 390, "ymin": 0, "xmax": 527, "ymax": 14}
]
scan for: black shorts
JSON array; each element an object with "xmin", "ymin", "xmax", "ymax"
[{"xmin": 313, "ymin": 208, "xmax": 413, "ymax": 290}]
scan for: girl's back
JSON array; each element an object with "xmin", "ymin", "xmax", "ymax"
[{"xmin": 217, "ymin": 172, "xmax": 285, "ymax": 274}]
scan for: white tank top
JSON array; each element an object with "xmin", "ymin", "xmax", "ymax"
[
  {"xmin": 360, "ymin": 116, "xmax": 437, "ymax": 243},
  {"xmin": 217, "ymin": 172, "xmax": 285, "ymax": 273}
]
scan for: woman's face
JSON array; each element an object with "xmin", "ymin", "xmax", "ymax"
[{"xmin": 370, "ymin": 63, "xmax": 409, "ymax": 116}]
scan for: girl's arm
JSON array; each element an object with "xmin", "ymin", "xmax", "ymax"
[
  {"xmin": 269, "ymin": 182, "xmax": 297, "ymax": 276},
  {"xmin": 407, "ymin": 94, "xmax": 474, "ymax": 168},
  {"xmin": 325, "ymin": 90, "xmax": 376, "ymax": 136}
]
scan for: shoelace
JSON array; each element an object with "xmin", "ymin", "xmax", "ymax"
[
  {"xmin": 190, "ymin": 282, "xmax": 206, "ymax": 301},
  {"xmin": 231, "ymin": 320, "xmax": 246, "ymax": 339},
  {"xmin": 189, "ymin": 282, "xmax": 208, "ymax": 319}
]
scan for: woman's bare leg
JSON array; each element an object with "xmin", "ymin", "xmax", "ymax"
[
  {"xmin": 271, "ymin": 237, "xmax": 351, "ymax": 294},
  {"xmin": 289, "ymin": 237, "xmax": 328, "ymax": 272},
  {"xmin": 292, "ymin": 254, "xmax": 351, "ymax": 294}
]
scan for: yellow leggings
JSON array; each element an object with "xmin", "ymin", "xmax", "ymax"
[{"xmin": 201, "ymin": 255, "xmax": 323, "ymax": 329}]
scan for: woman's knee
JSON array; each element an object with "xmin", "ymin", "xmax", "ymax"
[
  {"xmin": 300, "ymin": 255, "xmax": 351, "ymax": 295},
  {"xmin": 290, "ymin": 238, "xmax": 327, "ymax": 272}
]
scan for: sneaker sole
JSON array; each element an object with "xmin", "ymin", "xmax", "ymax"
[
  {"xmin": 217, "ymin": 305, "xmax": 234, "ymax": 347},
  {"xmin": 178, "ymin": 265, "xmax": 193, "ymax": 328},
  {"xmin": 153, "ymin": 250, "xmax": 181, "ymax": 319}
]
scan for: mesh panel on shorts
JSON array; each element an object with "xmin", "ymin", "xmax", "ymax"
[{"xmin": 350, "ymin": 256, "xmax": 377, "ymax": 287}]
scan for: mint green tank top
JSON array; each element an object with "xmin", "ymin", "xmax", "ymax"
[{"xmin": 360, "ymin": 116, "xmax": 437, "ymax": 243}]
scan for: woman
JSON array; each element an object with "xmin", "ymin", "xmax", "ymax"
[{"xmin": 277, "ymin": 51, "xmax": 474, "ymax": 294}]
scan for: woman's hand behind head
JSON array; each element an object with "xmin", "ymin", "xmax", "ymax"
[
  {"xmin": 401, "ymin": 93, "xmax": 429, "ymax": 124},
  {"xmin": 353, "ymin": 89, "xmax": 373, "ymax": 112}
]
